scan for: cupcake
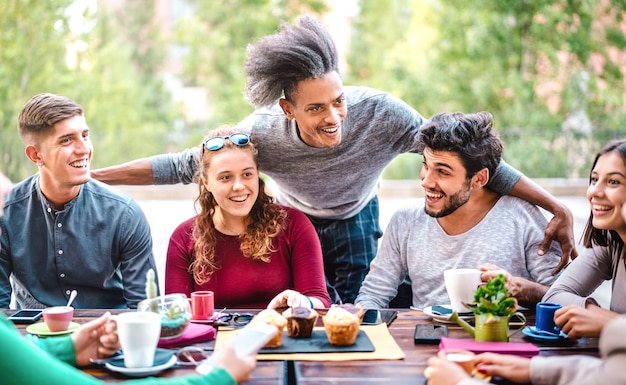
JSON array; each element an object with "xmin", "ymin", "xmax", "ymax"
[
  {"xmin": 334, "ymin": 303, "xmax": 365, "ymax": 323},
  {"xmin": 322, "ymin": 306, "xmax": 360, "ymax": 346},
  {"xmin": 251, "ymin": 309, "xmax": 287, "ymax": 348},
  {"xmin": 283, "ymin": 307, "xmax": 319, "ymax": 338}
]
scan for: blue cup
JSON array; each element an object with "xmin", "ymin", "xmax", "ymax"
[{"xmin": 535, "ymin": 302, "xmax": 562, "ymax": 333}]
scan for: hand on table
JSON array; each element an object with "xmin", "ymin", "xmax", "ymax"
[
  {"xmin": 71, "ymin": 312, "xmax": 120, "ymax": 366},
  {"xmin": 473, "ymin": 352, "xmax": 531, "ymax": 383},
  {"xmin": 424, "ymin": 356, "xmax": 470, "ymax": 385},
  {"xmin": 267, "ymin": 289, "xmax": 312, "ymax": 309},
  {"xmin": 554, "ymin": 304, "xmax": 620, "ymax": 339}
]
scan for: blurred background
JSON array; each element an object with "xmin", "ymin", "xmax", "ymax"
[{"xmin": 2, "ymin": 0, "xmax": 625, "ymax": 182}]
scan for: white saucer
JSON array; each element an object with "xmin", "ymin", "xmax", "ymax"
[
  {"xmin": 423, "ymin": 305, "xmax": 474, "ymax": 323},
  {"xmin": 105, "ymin": 355, "xmax": 176, "ymax": 377}
]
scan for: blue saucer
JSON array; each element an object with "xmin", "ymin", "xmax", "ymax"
[{"xmin": 522, "ymin": 326, "xmax": 567, "ymax": 341}]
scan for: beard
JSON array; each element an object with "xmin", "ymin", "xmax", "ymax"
[{"xmin": 424, "ymin": 184, "xmax": 471, "ymax": 218}]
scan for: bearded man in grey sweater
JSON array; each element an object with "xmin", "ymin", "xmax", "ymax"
[{"xmin": 356, "ymin": 111, "xmax": 562, "ymax": 310}]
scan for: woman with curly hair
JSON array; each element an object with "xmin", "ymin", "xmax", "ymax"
[{"xmin": 165, "ymin": 127, "xmax": 331, "ymax": 309}]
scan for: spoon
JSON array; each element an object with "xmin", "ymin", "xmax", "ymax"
[{"xmin": 66, "ymin": 290, "xmax": 77, "ymax": 309}]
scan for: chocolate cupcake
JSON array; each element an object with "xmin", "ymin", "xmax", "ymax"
[{"xmin": 283, "ymin": 307, "xmax": 319, "ymax": 338}]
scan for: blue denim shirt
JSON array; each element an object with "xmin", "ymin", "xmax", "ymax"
[{"xmin": 0, "ymin": 175, "xmax": 158, "ymax": 309}]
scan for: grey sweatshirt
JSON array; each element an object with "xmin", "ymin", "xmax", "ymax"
[{"xmin": 151, "ymin": 86, "xmax": 521, "ymax": 220}]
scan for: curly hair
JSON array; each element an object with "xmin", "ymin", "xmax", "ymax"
[
  {"xmin": 244, "ymin": 14, "xmax": 339, "ymax": 108},
  {"xmin": 417, "ymin": 111, "xmax": 503, "ymax": 180},
  {"xmin": 582, "ymin": 139, "xmax": 626, "ymax": 260},
  {"xmin": 191, "ymin": 127, "xmax": 288, "ymax": 285}
]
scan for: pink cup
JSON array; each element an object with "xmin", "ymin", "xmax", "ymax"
[
  {"xmin": 191, "ymin": 291, "xmax": 214, "ymax": 320},
  {"xmin": 43, "ymin": 306, "xmax": 74, "ymax": 332}
]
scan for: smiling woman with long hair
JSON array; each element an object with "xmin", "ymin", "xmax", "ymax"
[
  {"xmin": 164, "ymin": 126, "xmax": 330, "ymax": 309},
  {"xmin": 541, "ymin": 139, "xmax": 626, "ymax": 339}
]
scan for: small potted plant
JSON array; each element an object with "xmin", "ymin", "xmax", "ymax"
[
  {"xmin": 450, "ymin": 274, "xmax": 526, "ymax": 342},
  {"xmin": 138, "ymin": 269, "xmax": 192, "ymax": 340}
]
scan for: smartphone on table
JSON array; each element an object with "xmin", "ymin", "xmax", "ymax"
[
  {"xmin": 414, "ymin": 323, "xmax": 448, "ymax": 344},
  {"xmin": 361, "ymin": 309, "xmax": 399, "ymax": 326},
  {"xmin": 8, "ymin": 309, "xmax": 43, "ymax": 324}
]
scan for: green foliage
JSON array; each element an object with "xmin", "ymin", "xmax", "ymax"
[
  {"xmin": 351, "ymin": 0, "xmax": 626, "ymax": 179},
  {"xmin": 0, "ymin": 0, "xmax": 180, "ymax": 181},
  {"xmin": 2, "ymin": 1, "xmax": 625, "ymax": 182},
  {"xmin": 467, "ymin": 274, "xmax": 518, "ymax": 316},
  {"xmin": 171, "ymin": 0, "xmax": 328, "ymax": 144}
]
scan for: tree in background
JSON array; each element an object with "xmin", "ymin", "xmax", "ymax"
[
  {"xmin": 169, "ymin": 0, "xmax": 327, "ymax": 148},
  {"xmin": 348, "ymin": 0, "xmax": 626, "ymax": 178},
  {"xmin": 0, "ymin": 1, "xmax": 73, "ymax": 180},
  {"xmin": 0, "ymin": 0, "xmax": 180, "ymax": 181},
  {"xmin": 3, "ymin": 1, "xmax": 624, "ymax": 181}
]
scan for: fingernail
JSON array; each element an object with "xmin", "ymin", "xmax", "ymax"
[{"xmin": 477, "ymin": 367, "xmax": 488, "ymax": 375}]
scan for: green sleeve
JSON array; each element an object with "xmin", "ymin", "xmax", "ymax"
[
  {"xmin": 27, "ymin": 333, "xmax": 77, "ymax": 365},
  {"xmin": 1, "ymin": 315, "xmax": 237, "ymax": 385}
]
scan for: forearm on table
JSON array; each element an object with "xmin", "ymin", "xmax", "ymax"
[
  {"xmin": 510, "ymin": 277, "xmax": 549, "ymax": 307},
  {"xmin": 91, "ymin": 158, "xmax": 153, "ymax": 185}
]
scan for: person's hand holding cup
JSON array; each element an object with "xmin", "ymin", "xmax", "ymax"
[
  {"xmin": 43, "ymin": 306, "xmax": 74, "ymax": 332},
  {"xmin": 437, "ymin": 348, "xmax": 476, "ymax": 375},
  {"xmin": 444, "ymin": 269, "xmax": 482, "ymax": 313}
]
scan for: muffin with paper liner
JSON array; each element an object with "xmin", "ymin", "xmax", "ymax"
[
  {"xmin": 334, "ymin": 303, "xmax": 365, "ymax": 323},
  {"xmin": 251, "ymin": 309, "xmax": 288, "ymax": 348},
  {"xmin": 322, "ymin": 306, "xmax": 360, "ymax": 346}
]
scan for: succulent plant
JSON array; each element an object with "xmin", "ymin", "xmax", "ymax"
[{"xmin": 465, "ymin": 274, "xmax": 518, "ymax": 317}]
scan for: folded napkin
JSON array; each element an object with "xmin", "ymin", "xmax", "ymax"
[
  {"xmin": 157, "ymin": 323, "xmax": 216, "ymax": 349},
  {"xmin": 439, "ymin": 337, "xmax": 539, "ymax": 358}
]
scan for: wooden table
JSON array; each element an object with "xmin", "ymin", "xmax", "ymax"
[
  {"xmin": 295, "ymin": 309, "xmax": 599, "ymax": 385},
  {"xmin": 4, "ymin": 308, "xmax": 599, "ymax": 384},
  {"xmin": 4, "ymin": 309, "xmax": 285, "ymax": 384}
]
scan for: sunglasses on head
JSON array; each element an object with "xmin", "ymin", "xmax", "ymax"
[{"xmin": 203, "ymin": 133, "xmax": 250, "ymax": 152}]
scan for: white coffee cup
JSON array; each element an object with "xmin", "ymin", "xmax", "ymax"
[
  {"xmin": 114, "ymin": 311, "xmax": 162, "ymax": 368},
  {"xmin": 443, "ymin": 268, "xmax": 482, "ymax": 313}
]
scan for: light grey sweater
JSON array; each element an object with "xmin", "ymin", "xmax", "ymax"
[
  {"xmin": 543, "ymin": 243, "xmax": 626, "ymax": 313},
  {"xmin": 150, "ymin": 86, "xmax": 521, "ymax": 220},
  {"xmin": 355, "ymin": 196, "xmax": 561, "ymax": 309}
]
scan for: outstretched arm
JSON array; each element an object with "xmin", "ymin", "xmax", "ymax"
[
  {"xmin": 509, "ymin": 175, "xmax": 577, "ymax": 274},
  {"xmin": 91, "ymin": 158, "xmax": 153, "ymax": 185}
]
